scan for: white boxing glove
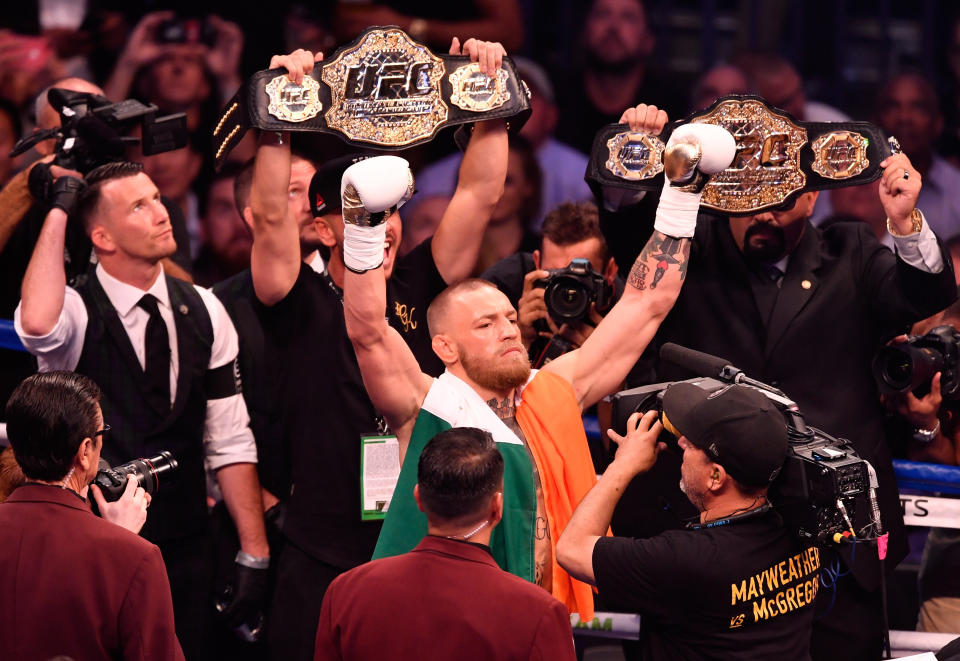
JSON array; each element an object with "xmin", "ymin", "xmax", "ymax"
[
  {"xmin": 654, "ymin": 123, "xmax": 736, "ymax": 238},
  {"xmin": 341, "ymin": 156, "xmax": 414, "ymax": 273}
]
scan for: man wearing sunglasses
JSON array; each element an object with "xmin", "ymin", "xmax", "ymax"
[
  {"xmin": 1, "ymin": 371, "xmax": 184, "ymax": 661},
  {"xmin": 603, "ymin": 144, "xmax": 957, "ymax": 659}
]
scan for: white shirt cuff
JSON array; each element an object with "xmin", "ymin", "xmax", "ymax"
[
  {"xmin": 891, "ymin": 211, "xmax": 944, "ymax": 274},
  {"xmin": 204, "ymin": 393, "xmax": 258, "ymax": 471}
]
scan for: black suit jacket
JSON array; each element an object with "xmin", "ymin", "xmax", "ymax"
[{"xmin": 603, "ymin": 206, "xmax": 957, "ymax": 589}]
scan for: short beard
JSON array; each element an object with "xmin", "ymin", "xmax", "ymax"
[
  {"xmin": 461, "ymin": 346, "xmax": 531, "ymax": 394},
  {"xmin": 742, "ymin": 223, "xmax": 786, "ymax": 264}
]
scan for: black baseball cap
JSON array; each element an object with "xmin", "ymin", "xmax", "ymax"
[
  {"xmin": 661, "ymin": 383, "xmax": 788, "ymax": 487},
  {"xmin": 308, "ymin": 154, "xmax": 370, "ymax": 217}
]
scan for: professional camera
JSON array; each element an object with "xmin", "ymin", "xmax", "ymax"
[
  {"xmin": 10, "ymin": 88, "xmax": 188, "ymax": 174},
  {"xmin": 92, "ymin": 451, "xmax": 179, "ymax": 502},
  {"xmin": 611, "ymin": 344, "xmax": 876, "ymax": 548},
  {"xmin": 534, "ymin": 258, "xmax": 613, "ymax": 325},
  {"xmin": 872, "ymin": 325, "xmax": 960, "ymax": 400}
]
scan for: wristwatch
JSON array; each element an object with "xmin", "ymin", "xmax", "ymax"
[
  {"xmin": 912, "ymin": 420, "xmax": 940, "ymax": 444},
  {"xmin": 887, "ymin": 208, "xmax": 923, "ymax": 237}
]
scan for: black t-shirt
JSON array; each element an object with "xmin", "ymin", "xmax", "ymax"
[
  {"xmin": 259, "ymin": 238, "xmax": 446, "ymax": 568},
  {"xmin": 593, "ymin": 509, "xmax": 817, "ymax": 661}
]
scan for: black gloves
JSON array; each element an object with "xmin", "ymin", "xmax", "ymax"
[
  {"xmin": 28, "ymin": 162, "xmax": 86, "ymax": 215},
  {"xmin": 50, "ymin": 176, "xmax": 86, "ymax": 215},
  {"xmin": 217, "ymin": 553, "xmax": 270, "ymax": 638}
]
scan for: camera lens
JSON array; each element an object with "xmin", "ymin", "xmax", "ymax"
[
  {"xmin": 873, "ymin": 345, "xmax": 944, "ymax": 394},
  {"xmin": 544, "ymin": 276, "xmax": 590, "ymax": 323}
]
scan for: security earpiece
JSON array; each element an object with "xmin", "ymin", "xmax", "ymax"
[{"xmin": 711, "ymin": 469, "xmax": 720, "ymax": 480}]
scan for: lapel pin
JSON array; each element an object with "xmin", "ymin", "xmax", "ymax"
[
  {"xmin": 801, "ymin": 280, "xmax": 812, "ymax": 290},
  {"xmin": 179, "ymin": 304, "xmax": 189, "ymax": 315}
]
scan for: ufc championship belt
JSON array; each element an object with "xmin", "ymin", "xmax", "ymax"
[
  {"xmin": 586, "ymin": 95, "xmax": 897, "ymax": 215},
  {"xmin": 213, "ymin": 26, "xmax": 531, "ymax": 168}
]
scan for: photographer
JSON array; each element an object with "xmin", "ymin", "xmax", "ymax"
[
  {"xmin": 557, "ymin": 383, "xmax": 817, "ymax": 660},
  {"xmin": 881, "ymin": 302, "xmax": 960, "ymax": 634},
  {"xmin": 14, "ymin": 161, "xmax": 269, "ymax": 660},
  {"xmin": 0, "ymin": 371, "xmax": 183, "ymax": 661},
  {"xmin": 482, "ymin": 201, "xmax": 620, "ymax": 365}
]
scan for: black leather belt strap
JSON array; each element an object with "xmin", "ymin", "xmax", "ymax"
[
  {"xmin": 586, "ymin": 95, "xmax": 896, "ymax": 215},
  {"xmin": 214, "ymin": 26, "xmax": 530, "ymax": 168}
]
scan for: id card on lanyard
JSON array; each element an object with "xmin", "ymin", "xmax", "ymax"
[{"xmin": 360, "ymin": 435, "xmax": 401, "ymax": 520}]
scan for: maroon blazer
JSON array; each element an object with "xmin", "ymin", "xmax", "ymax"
[
  {"xmin": 0, "ymin": 484, "xmax": 184, "ymax": 661},
  {"xmin": 315, "ymin": 536, "xmax": 576, "ymax": 661}
]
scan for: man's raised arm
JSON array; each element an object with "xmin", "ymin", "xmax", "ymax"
[
  {"xmin": 546, "ymin": 106, "xmax": 736, "ymax": 409},
  {"xmin": 341, "ymin": 158, "xmax": 435, "ymax": 458},
  {"xmin": 249, "ymin": 49, "xmax": 321, "ymax": 306},
  {"xmin": 430, "ymin": 38, "xmax": 509, "ymax": 284}
]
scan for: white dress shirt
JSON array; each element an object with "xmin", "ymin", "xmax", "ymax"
[{"xmin": 15, "ymin": 263, "xmax": 257, "ymax": 470}]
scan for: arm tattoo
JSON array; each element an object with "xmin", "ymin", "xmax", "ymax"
[
  {"xmin": 487, "ymin": 396, "xmax": 516, "ymax": 419},
  {"xmin": 628, "ymin": 231, "xmax": 691, "ymax": 290}
]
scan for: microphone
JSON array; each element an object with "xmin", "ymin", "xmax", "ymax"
[
  {"xmin": 659, "ymin": 343, "xmax": 808, "ymax": 433},
  {"xmin": 659, "ymin": 343, "xmax": 737, "ymax": 380}
]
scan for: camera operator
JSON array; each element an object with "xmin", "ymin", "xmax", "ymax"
[
  {"xmin": 557, "ymin": 383, "xmax": 818, "ymax": 660},
  {"xmin": 13, "ymin": 161, "xmax": 269, "ymax": 660},
  {"xmin": 881, "ymin": 301, "xmax": 960, "ymax": 634},
  {"xmin": 481, "ymin": 201, "xmax": 620, "ymax": 364},
  {"xmin": 0, "ymin": 371, "xmax": 183, "ymax": 661},
  {"xmin": 603, "ymin": 107, "xmax": 957, "ymax": 659}
]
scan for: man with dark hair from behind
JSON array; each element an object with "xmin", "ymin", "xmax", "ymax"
[
  {"xmin": 0, "ymin": 371, "xmax": 184, "ymax": 661},
  {"xmin": 314, "ymin": 427, "xmax": 575, "ymax": 661}
]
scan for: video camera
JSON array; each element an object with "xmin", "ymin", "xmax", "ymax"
[
  {"xmin": 610, "ymin": 343, "xmax": 878, "ymax": 548},
  {"xmin": 873, "ymin": 325, "xmax": 960, "ymax": 400},
  {"xmin": 92, "ymin": 451, "xmax": 179, "ymax": 502},
  {"xmin": 10, "ymin": 88, "xmax": 188, "ymax": 174},
  {"xmin": 534, "ymin": 258, "xmax": 613, "ymax": 326}
]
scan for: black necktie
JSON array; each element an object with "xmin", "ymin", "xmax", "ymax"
[{"xmin": 137, "ymin": 294, "xmax": 171, "ymax": 413}]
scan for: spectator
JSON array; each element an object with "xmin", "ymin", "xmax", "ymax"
[
  {"xmin": 691, "ymin": 63, "xmax": 751, "ymax": 112},
  {"xmin": 333, "ymin": 1, "xmax": 524, "ymax": 53},
  {"xmin": 193, "ymin": 162, "xmax": 252, "ymax": 287},
  {"xmin": 315, "ymin": 427, "xmax": 576, "ymax": 661},
  {"xmin": 412, "ymin": 57, "xmax": 592, "ymax": 230},
  {"xmin": 104, "ymin": 12, "xmax": 244, "ymax": 134},
  {"xmin": 603, "ymin": 132, "xmax": 955, "ymax": 660},
  {"xmin": 734, "ymin": 53, "xmax": 849, "ymax": 122},
  {"xmin": 554, "ymin": 0, "xmax": 684, "ymax": 153},
  {"xmin": 0, "ymin": 371, "xmax": 184, "ymax": 661},
  {"xmin": 875, "ymin": 72, "xmax": 960, "ymax": 242},
  {"xmin": 473, "ymin": 137, "xmax": 542, "ymax": 275},
  {"xmin": 558, "ymin": 385, "xmax": 817, "ymax": 660},
  {"xmin": 15, "ymin": 161, "xmax": 269, "ymax": 659},
  {"xmin": 245, "ymin": 42, "xmax": 509, "ymax": 660}
]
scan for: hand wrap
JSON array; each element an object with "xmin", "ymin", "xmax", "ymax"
[
  {"xmin": 654, "ymin": 123, "xmax": 735, "ymax": 238},
  {"xmin": 341, "ymin": 156, "xmax": 414, "ymax": 273}
]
